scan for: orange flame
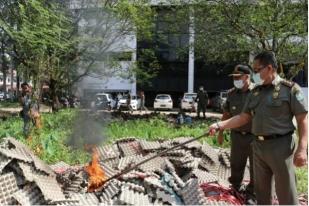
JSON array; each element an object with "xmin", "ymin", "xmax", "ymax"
[{"xmin": 85, "ymin": 149, "xmax": 106, "ymax": 192}]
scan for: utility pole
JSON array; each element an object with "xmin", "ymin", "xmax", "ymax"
[{"xmin": 188, "ymin": 7, "xmax": 195, "ymax": 93}]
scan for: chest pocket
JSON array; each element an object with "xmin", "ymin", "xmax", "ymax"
[
  {"xmin": 243, "ymin": 93, "xmax": 261, "ymax": 116},
  {"xmin": 270, "ymin": 99, "xmax": 282, "ymax": 106},
  {"xmin": 229, "ymin": 102, "xmax": 243, "ymax": 116},
  {"xmin": 266, "ymin": 97, "xmax": 289, "ymax": 117}
]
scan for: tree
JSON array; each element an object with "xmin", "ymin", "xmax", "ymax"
[
  {"xmin": 154, "ymin": 0, "xmax": 307, "ymax": 78},
  {"xmin": 66, "ymin": 0, "xmax": 156, "ymax": 91},
  {"xmin": 0, "ymin": 1, "xmax": 17, "ymax": 99},
  {"xmin": 0, "ymin": 0, "xmax": 156, "ymax": 110},
  {"xmin": 196, "ymin": 0, "xmax": 307, "ymax": 71},
  {"xmin": 0, "ymin": 37, "xmax": 10, "ymax": 98}
]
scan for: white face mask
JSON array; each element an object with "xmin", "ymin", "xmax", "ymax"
[
  {"xmin": 233, "ymin": 80, "xmax": 244, "ymax": 89},
  {"xmin": 252, "ymin": 73, "xmax": 265, "ymax": 85}
]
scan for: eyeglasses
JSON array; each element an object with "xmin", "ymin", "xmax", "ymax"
[{"xmin": 253, "ymin": 65, "xmax": 267, "ymax": 74}]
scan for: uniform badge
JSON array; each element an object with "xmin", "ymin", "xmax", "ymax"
[
  {"xmin": 274, "ymin": 86, "xmax": 280, "ymax": 92},
  {"xmin": 232, "ymin": 106, "xmax": 236, "ymax": 110},
  {"xmin": 296, "ymin": 92, "xmax": 304, "ymax": 101},
  {"xmin": 273, "ymin": 92, "xmax": 279, "ymax": 99},
  {"xmin": 253, "ymin": 91, "xmax": 259, "ymax": 96}
]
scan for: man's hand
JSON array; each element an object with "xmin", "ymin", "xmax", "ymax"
[
  {"xmin": 294, "ymin": 113, "xmax": 308, "ymax": 167},
  {"xmin": 294, "ymin": 148, "xmax": 307, "ymax": 167},
  {"xmin": 217, "ymin": 132, "xmax": 224, "ymax": 145},
  {"xmin": 208, "ymin": 122, "xmax": 221, "ymax": 136}
]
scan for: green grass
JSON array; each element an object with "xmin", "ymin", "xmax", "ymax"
[
  {"xmin": 0, "ymin": 109, "xmax": 90, "ymax": 165},
  {"xmin": 296, "ymin": 167, "xmax": 308, "ymax": 195},
  {"xmin": 106, "ymin": 116, "xmax": 231, "ymax": 148}
]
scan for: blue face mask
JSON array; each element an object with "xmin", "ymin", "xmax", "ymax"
[{"xmin": 252, "ymin": 73, "xmax": 265, "ymax": 85}]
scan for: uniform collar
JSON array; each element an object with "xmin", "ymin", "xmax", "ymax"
[
  {"xmin": 248, "ymin": 82, "xmax": 255, "ymax": 91},
  {"xmin": 272, "ymin": 74, "xmax": 281, "ymax": 86}
]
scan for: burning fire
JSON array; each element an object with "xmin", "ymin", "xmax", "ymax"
[{"xmin": 85, "ymin": 149, "xmax": 106, "ymax": 192}]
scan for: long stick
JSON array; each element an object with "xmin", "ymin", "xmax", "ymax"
[{"xmin": 101, "ymin": 132, "xmax": 209, "ymax": 186}]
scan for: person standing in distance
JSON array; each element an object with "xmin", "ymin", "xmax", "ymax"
[{"xmin": 195, "ymin": 86, "xmax": 208, "ymax": 119}]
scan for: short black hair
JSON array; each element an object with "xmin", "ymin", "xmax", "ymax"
[
  {"xmin": 254, "ymin": 51, "xmax": 278, "ymax": 70},
  {"xmin": 21, "ymin": 82, "xmax": 29, "ymax": 87}
]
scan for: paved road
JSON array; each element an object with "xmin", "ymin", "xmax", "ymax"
[{"xmin": 0, "ymin": 105, "xmax": 223, "ymax": 119}]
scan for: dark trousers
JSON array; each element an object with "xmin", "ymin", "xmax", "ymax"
[
  {"xmin": 197, "ymin": 104, "xmax": 206, "ymax": 118},
  {"xmin": 23, "ymin": 115, "xmax": 31, "ymax": 136},
  {"xmin": 229, "ymin": 131, "xmax": 254, "ymax": 193},
  {"xmin": 252, "ymin": 135, "xmax": 298, "ymax": 205}
]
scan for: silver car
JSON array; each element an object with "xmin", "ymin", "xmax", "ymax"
[
  {"xmin": 117, "ymin": 95, "xmax": 141, "ymax": 110},
  {"xmin": 180, "ymin": 93, "xmax": 197, "ymax": 111},
  {"xmin": 211, "ymin": 91, "xmax": 228, "ymax": 112},
  {"xmin": 154, "ymin": 94, "xmax": 173, "ymax": 110}
]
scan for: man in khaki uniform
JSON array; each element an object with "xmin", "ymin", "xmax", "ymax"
[
  {"xmin": 217, "ymin": 65, "xmax": 255, "ymax": 202},
  {"xmin": 209, "ymin": 51, "xmax": 307, "ymax": 205}
]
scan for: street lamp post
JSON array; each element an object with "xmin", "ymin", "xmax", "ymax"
[{"xmin": 188, "ymin": 8, "xmax": 195, "ymax": 93}]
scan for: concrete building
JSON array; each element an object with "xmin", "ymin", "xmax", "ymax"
[
  {"xmin": 0, "ymin": 70, "xmax": 17, "ymax": 93},
  {"xmin": 69, "ymin": 0, "xmax": 137, "ymax": 99},
  {"xmin": 69, "ymin": 0, "xmax": 205, "ymax": 101},
  {"xmin": 68, "ymin": 0, "xmax": 307, "ymax": 105}
]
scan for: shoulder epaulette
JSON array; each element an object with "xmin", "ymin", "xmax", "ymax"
[
  {"xmin": 227, "ymin": 87, "xmax": 236, "ymax": 94},
  {"xmin": 280, "ymin": 79, "xmax": 295, "ymax": 88},
  {"xmin": 248, "ymin": 83, "xmax": 256, "ymax": 91}
]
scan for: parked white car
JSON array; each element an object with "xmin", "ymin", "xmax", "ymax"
[
  {"xmin": 180, "ymin": 93, "xmax": 197, "ymax": 111},
  {"xmin": 154, "ymin": 94, "xmax": 173, "ymax": 110},
  {"xmin": 117, "ymin": 95, "xmax": 141, "ymax": 110}
]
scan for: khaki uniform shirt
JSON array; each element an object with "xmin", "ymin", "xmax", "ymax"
[
  {"xmin": 243, "ymin": 75, "xmax": 308, "ymax": 135},
  {"xmin": 223, "ymin": 84, "xmax": 254, "ymax": 133}
]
